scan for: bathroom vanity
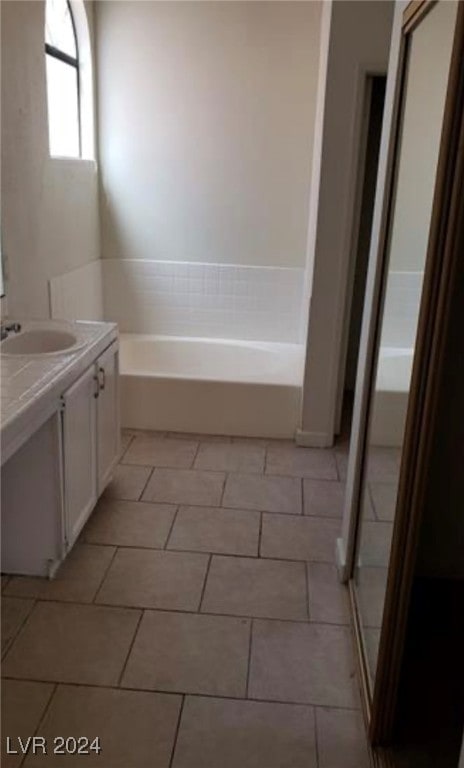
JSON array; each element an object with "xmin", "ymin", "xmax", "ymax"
[{"xmin": 1, "ymin": 320, "xmax": 120, "ymax": 576}]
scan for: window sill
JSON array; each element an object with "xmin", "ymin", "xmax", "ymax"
[{"xmin": 49, "ymin": 156, "xmax": 97, "ymax": 170}]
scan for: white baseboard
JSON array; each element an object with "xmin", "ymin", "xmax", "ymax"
[{"xmin": 295, "ymin": 428, "xmax": 334, "ymax": 448}]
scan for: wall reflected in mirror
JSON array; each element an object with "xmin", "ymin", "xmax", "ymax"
[
  {"xmin": 353, "ymin": 0, "xmax": 459, "ymax": 690},
  {"xmin": 0, "ymin": 226, "xmax": 4, "ymax": 298}
]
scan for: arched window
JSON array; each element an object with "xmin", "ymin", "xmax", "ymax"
[
  {"xmin": 45, "ymin": 0, "xmax": 80, "ymax": 157},
  {"xmin": 45, "ymin": 0, "xmax": 95, "ymax": 160}
]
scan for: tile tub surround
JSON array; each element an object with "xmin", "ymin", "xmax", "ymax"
[
  {"xmin": 103, "ymin": 259, "xmax": 305, "ymax": 343},
  {"xmin": 1, "ymin": 430, "xmax": 371, "ymax": 767},
  {"xmin": 50, "ymin": 259, "xmax": 306, "ymax": 342}
]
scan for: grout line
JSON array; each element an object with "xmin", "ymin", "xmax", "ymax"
[
  {"xmin": 314, "ymin": 706, "xmax": 321, "ymax": 768},
  {"xmin": 164, "ymin": 506, "xmax": 180, "ymax": 550},
  {"xmin": 0, "ymin": 675, "xmax": 362, "ymax": 712},
  {"xmin": 116, "ymin": 609, "xmax": 144, "ymax": 687},
  {"xmin": 104, "ymin": 492, "xmax": 344, "ymax": 521},
  {"xmin": 1, "ymin": 597, "xmax": 37, "ymax": 661},
  {"xmin": 190, "ymin": 440, "xmax": 202, "ymax": 470},
  {"xmin": 305, "ymin": 562, "xmax": 311, "ymax": 622},
  {"xmin": 118, "ymin": 434, "xmax": 134, "ymax": 463},
  {"xmin": 137, "ymin": 466, "xmax": 156, "ymax": 501},
  {"xmin": 245, "ymin": 619, "xmax": 254, "ymax": 698},
  {"xmin": 218, "ymin": 473, "xmax": 228, "ymax": 507},
  {"xmin": 168, "ymin": 694, "xmax": 185, "ymax": 768},
  {"xmin": 19, "ymin": 682, "xmax": 58, "ymax": 768},
  {"xmin": 366, "ymin": 482, "xmax": 378, "ymax": 521},
  {"xmin": 197, "ymin": 554, "xmax": 213, "ymax": 612},
  {"xmin": 257, "ymin": 512, "xmax": 263, "ymax": 558},
  {"xmin": 92, "ymin": 545, "xmax": 119, "ymax": 604},
  {"xmin": 85, "ymin": 596, "xmax": 336, "ymax": 626}
]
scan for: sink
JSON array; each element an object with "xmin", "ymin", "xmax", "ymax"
[{"xmin": 1, "ymin": 328, "xmax": 83, "ymax": 357}]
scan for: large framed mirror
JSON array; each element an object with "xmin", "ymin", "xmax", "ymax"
[{"xmin": 348, "ymin": 0, "xmax": 464, "ymax": 749}]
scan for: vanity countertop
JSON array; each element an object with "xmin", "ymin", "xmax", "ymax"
[{"xmin": 1, "ymin": 319, "xmax": 118, "ymax": 463}]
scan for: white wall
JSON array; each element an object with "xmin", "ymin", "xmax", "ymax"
[
  {"xmin": 1, "ymin": 0, "xmax": 99, "ymax": 319},
  {"xmin": 96, "ymin": 0, "xmax": 321, "ymax": 269},
  {"xmin": 388, "ymin": 0, "xmax": 457, "ymax": 274},
  {"xmin": 300, "ymin": 0, "xmax": 394, "ymax": 446}
]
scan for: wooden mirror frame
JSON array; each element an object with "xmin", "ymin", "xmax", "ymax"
[{"xmin": 348, "ymin": 0, "xmax": 464, "ymax": 758}]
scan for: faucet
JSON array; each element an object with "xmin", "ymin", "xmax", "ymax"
[{"xmin": 0, "ymin": 322, "xmax": 21, "ymax": 341}]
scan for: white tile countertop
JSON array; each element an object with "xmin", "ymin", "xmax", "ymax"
[{"xmin": 1, "ymin": 319, "xmax": 118, "ymax": 464}]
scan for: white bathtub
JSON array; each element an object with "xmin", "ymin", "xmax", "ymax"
[
  {"xmin": 119, "ymin": 334, "xmax": 304, "ymax": 437},
  {"xmin": 370, "ymin": 346, "xmax": 413, "ymax": 447}
]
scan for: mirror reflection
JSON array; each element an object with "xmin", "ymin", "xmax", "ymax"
[{"xmin": 354, "ymin": 0, "xmax": 458, "ymax": 688}]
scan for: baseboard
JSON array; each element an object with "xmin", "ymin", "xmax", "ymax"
[{"xmin": 295, "ymin": 428, "xmax": 333, "ymax": 448}]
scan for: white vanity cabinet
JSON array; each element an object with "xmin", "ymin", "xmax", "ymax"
[
  {"xmin": 96, "ymin": 342, "xmax": 120, "ymax": 495},
  {"xmin": 62, "ymin": 341, "xmax": 119, "ymax": 550},
  {"xmin": 1, "ymin": 326, "xmax": 120, "ymax": 577}
]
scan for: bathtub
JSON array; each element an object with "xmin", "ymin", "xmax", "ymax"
[
  {"xmin": 119, "ymin": 334, "xmax": 304, "ymax": 437},
  {"xmin": 370, "ymin": 347, "xmax": 413, "ymax": 447}
]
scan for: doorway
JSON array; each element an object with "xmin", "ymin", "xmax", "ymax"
[{"xmin": 337, "ymin": 75, "xmax": 387, "ymax": 437}]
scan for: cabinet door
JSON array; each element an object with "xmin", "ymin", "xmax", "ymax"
[
  {"xmin": 62, "ymin": 366, "xmax": 98, "ymax": 548},
  {"xmin": 96, "ymin": 341, "xmax": 120, "ymax": 495}
]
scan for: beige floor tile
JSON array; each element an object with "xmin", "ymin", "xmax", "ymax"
[
  {"xmin": 266, "ymin": 444, "xmax": 338, "ymax": 480},
  {"xmin": 122, "ymin": 428, "xmax": 166, "ymax": 436},
  {"xmin": 122, "ymin": 436, "xmax": 198, "ymax": 468},
  {"xmin": 364, "ymin": 627, "xmax": 381, "ymax": 683},
  {"xmin": 1, "ymin": 680, "xmax": 54, "ymax": 768},
  {"xmin": 5, "ymin": 545, "xmax": 115, "ymax": 603},
  {"xmin": 223, "ymin": 474, "xmax": 301, "ymax": 514},
  {"xmin": 360, "ymin": 489, "xmax": 376, "ymax": 521},
  {"xmin": 231, "ymin": 436, "xmax": 269, "ymax": 447},
  {"xmin": 83, "ymin": 499, "xmax": 176, "ymax": 548},
  {"xmin": 368, "ymin": 481, "xmax": 398, "ymax": 521},
  {"xmin": 260, "ymin": 514, "xmax": 341, "ymax": 562},
  {"xmin": 194, "ymin": 442, "xmax": 265, "ymax": 473},
  {"xmin": 172, "ymin": 696, "xmax": 317, "ymax": 768},
  {"xmin": 168, "ymin": 432, "xmax": 232, "ymax": 443},
  {"xmin": 249, "ymin": 620, "xmax": 359, "ymax": 708},
  {"xmin": 365, "ymin": 447, "xmax": 401, "ymax": 483},
  {"xmin": 122, "ymin": 610, "xmax": 250, "ymax": 697},
  {"xmin": 119, "ymin": 431, "xmax": 133, "ymax": 459},
  {"xmin": 3, "ymin": 602, "xmax": 140, "ymax": 686},
  {"xmin": 202, "ymin": 556, "xmax": 308, "ymax": 621},
  {"xmin": 103, "ymin": 464, "xmax": 152, "ymax": 501},
  {"xmin": 303, "ymin": 480, "xmax": 345, "ymax": 518},
  {"xmin": 168, "ymin": 506, "xmax": 260, "ymax": 556},
  {"xmin": 142, "ymin": 468, "xmax": 225, "ymax": 506},
  {"xmin": 359, "ymin": 521, "xmax": 394, "ymax": 568},
  {"xmin": 334, "ymin": 449, "xmax": 348, "ymax": 481},
  {"xmin": 23, "ymin": 685, "xmax": 181, "ymax": 768},
  {"xmin": 96, "ymin": 548, "xmax": 208, "ymax": 611},
  {"xmin": 1, "ymin": 597, "xmax": 35, "ymax": 655},
  {"xmin": 307, "ymin": 564, "xmax": 350, "ymax": 625},
  {"xmin": 316, "ymin": 707, "xmax": 370, "ymax": 768},
  {"xmin": 354, "ymin": 567, "xmax": 387, "ymax": 629}
]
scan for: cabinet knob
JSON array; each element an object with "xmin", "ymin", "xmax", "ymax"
[{"xmin": 99, "ymin": 366, "xmax": 106, "ymax": 391}]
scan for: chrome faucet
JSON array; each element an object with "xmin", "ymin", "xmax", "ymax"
[{"xmin": 0, "ymin": 322, "xmax": 21, "ymax": 341}]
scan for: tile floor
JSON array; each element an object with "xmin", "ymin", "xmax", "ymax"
[{"xmin": 1, "ymin": 430, "xmax": 373, "ymax": 768}]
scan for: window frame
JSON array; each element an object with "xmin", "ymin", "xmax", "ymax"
[{"xmin": 45, "ymin": 0, "xmax": 82, "ymax": 158}]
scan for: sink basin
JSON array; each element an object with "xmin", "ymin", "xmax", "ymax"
[{"xmin": 1, "ymin": 329, "xmax": 83, "ymax": 357}]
